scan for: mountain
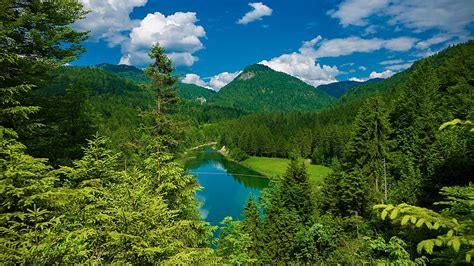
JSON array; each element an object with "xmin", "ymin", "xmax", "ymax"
[
  {"xmin": 317, "ymin": 78, "xmax": 383, "ymax": 98},
  {"xmin": 96, "ymin": 63, "xmax": 149, "ymax": 84},
  {"xmin": 327, "ymin": 40, "xmax": 474, "ymax": 122},
  {"xmin": 38, "ymin": 66, "xmax": 144, "ymax": 96},
  {"xmin": 210, "ymin": 64, "xmax": 336, "ymax": 112},
  {"xmin": 176, "ymin": 83, "xmax": 215, "ymax": 102},
  {"xmin": 96, "ymin": 63, "xmax": 214, "ymax": 103}
]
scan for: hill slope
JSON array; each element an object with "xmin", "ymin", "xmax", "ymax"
[
  {"xmin": 96, "ymin": 63, "xmax": 214, "ymax": 102},
  {"xmin": 176, "ymin": 83, "xmax": 215, "ymax": 102},
  {"xmin": 210, "ymin": 64, "xmax": 336, "ymax": 112},
  {"xmin": 317, "ymin": 78, "xmax": 383, "ymax": 98}
]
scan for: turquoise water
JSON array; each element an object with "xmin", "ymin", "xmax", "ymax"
[{"xmin": 185, "ymin": 149, "xmax": 269, "ymax": 225}]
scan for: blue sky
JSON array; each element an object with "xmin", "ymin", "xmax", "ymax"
[{"xmin": 73, "ymin": 0, "xmax": 474, "ymax": 90}]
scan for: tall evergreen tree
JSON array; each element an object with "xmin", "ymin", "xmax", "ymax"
[
  {"xmin": 345, "ymin": 96, "xmax": 395, "ymax": 203},
  {"xmin": 0, "ymin": 0, "xmax": 87, "ymax": 133},
  {"xmin": 242, "ymin": 196, "xmax": 262, "ymax": 259},
  {"xmin": 260, "ymin": 157, "xmax": 314, "ymax": 262}
]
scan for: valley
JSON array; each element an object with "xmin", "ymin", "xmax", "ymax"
[{"xmin": 2, "ymin": 1, "xmax": 473, "ymax": 263}]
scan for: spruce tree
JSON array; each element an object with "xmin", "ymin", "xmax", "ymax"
[
  {"xmin": 0, "ymin": 127, "xmax": 59, "ymax": 263},
  {"xmin": 345, "ymin": 96, "xmax": 395, "ymax": 203},
  {"xmin": 242, "ymin": 196, "xmax": 262, "ymax": 259},
  {"xmin": 0, "ymin": 0, "xmax": 87, "ymax": 132}
]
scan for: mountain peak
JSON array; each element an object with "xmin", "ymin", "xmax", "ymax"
[{"xmin": 242, "ymin": 64, "xmax": 273, "ymax": 73}]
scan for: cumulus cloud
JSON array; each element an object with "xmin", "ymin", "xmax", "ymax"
[
  {"xmin": 237, "ymin": 2, "xmax": 273, "ymax": 25},
  {"xmin": 119, "ymin": 12, "xmax": 206, "ymax": 66},
  {"xmin": 370, "ymin": 70, "xmax": 395, "ymax": 79},
  {"xmin": 300, "ymin": 36, "xmax": 417, "ymax": 58},
  {"xmin": 210, "ymin": 71, "xmax": 242, "ymax": 90},
  {"xmin": 182, "ymin": 74, "xmax": 212, "ymax": 89},
  {"xmin": 259, "ymin": 53, "xmax": 340, "ymax": 87},
  {"xmin": 75, "ymin": 0, "xmax": 147, "ymax": 46},
  {"xmin": 329, "ymin": 0, "xmax": 474, "ymax": 35},
  {"xmin": 182, "ymin": 71, "xmax": 241, "ymax": 91},
  {"xmin": 258, "ymin": 34, "xmax": 419, "ymax": 87}
]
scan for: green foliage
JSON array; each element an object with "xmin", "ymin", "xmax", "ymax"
[
  {"xmin": 0, "ymin": 0, "xmax": 87, "ymax": 133},
  {"xmin": 215, "ymin": 217, "xmax": 256, "ymax": 264},
  {"xmin": 0, "ymin": 127, "xmax": 59, "ymax": 263},
  {"xmin": 345, "ymin": 96, "xmax": 395, "ymax": 203},
  {"xmin": 176, "ymin": 83, "xmax": 215, "ymax": 102},
  {"xmin": 228, "ymin": 146, "xmax": 249, "ymax": 162},
  {"xmin": 317, "ymin": 78, "xmax": 383, "ymax": 98},
  {"xmin": 374, "ymin": 183, "xmax": 474, "ymax": 263}
]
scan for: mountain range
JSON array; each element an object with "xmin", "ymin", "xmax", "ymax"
[{"xmin": 38, "ymin": 40, "xmax": 474, "ymax": 115}]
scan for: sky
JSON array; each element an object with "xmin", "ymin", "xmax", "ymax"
[{"xmin": 73, "ymin": 0, "xmax": 474, "ymax": 90}]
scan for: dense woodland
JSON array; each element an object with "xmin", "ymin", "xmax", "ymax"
[{"xmin": 1, "ymin": 0, "xmax": 473, "ymax": 264}]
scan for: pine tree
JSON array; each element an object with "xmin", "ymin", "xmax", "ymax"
[
  {"xmin": 345, "ymin": 96, "xmax": 395, "ymax": 203},
  {"xmin": 0, "ymin": 127, "xmax": 59, "ymax": 263},
  {"xmin": 242, "ymin": 196, "xmax": 262, "ymax": 259},
  {"xmin": 0, "ymin": 0, "xmax": 87, "ymax": 132},
  {"xmin": 260, "ymin": 157, "xmax": 314, "ymax": 262}
]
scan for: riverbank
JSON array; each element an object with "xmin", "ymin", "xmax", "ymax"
[{"xmin": 241, "ymin": 156, "xmax": 332, "ymax": 186}]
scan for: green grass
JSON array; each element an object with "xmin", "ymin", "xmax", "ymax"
[{"xmin": 241, "ymin": 156, "xmax": 332, "ymax": 185}]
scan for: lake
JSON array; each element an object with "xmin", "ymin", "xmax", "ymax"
[{"xmin": 184, "ymin": 149, "xmax": 269, "ymax": 225}]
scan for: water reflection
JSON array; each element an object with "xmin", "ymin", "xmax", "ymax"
[{"xmin": 185, "ymin": 149, "xmax": 269, "ymax": 225}]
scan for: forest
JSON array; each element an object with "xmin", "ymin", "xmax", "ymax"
[{"xmin": 1, "ymin": 1, "xmax": 473, "ymax": 264}]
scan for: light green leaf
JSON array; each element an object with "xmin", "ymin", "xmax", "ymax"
[
  {"xmin": 389, "ymin": 208, "xmax": 399, "ymax": 220},
  {"xmin": 401, "ymin": 215, "xmax": 410, "ymax": 225}
]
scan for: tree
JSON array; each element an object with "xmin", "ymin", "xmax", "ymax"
[
  {"xmin": 242, "ymin": 196, "xmax": 262, "ymax": 259},
  {"xmin": 0, "ymin": 0, "xmax": 87, "ymax": 132},
  {"xmin": 345, "ymin": 96, "xmax": 395, "ymax": 203},
  {"xmin": 215, "ymin": 217, "xmax": 255, "ymax": 264},
  {"xmin": 391, "ymin": 62, "xmax": 443, "ymax": 203},
  {"xmin": 374, "ymin": 119, "xmax": 474, "ymax": 263},
  {"xmin": 0, "ymin": 127, "xmax": 59, "ymax": 263},
  {"xmin": 144, "ymin": 45, "xmax": 180, "ymax": 115},
  {"xmin": 260, "ymin": 157, "xmax": 314, "ymax": 262}
]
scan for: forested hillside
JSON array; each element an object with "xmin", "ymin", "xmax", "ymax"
[
  {"xmin": 215, "ymin": 41, "xmax": 473, "ymax": 264},
  {"xmin": 1, "ymin": 0, "xmax": 472, "ymax": 264},
  {"xmin": 317, "ymin": 78, "xmax": 383, "ymax": 98},
  {"xmin": 210, "ymin": 64, "xmax": 336, "ymax": 112}
]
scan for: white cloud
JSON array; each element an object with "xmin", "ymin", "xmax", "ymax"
[
  {"xmin": 328, "ymin": 0, "xmax": 389, "ymax": 27},
  {"xmin": 75, "ymin": 0, "xmax": 147, "ymax": 46},
  {"xmin": 259, "ymin": 53, "xmax": 340, "ymax": 87},
  {"xmin": 182, "ymin": 74, "xmax": 211, "ymax": 89},
  {"xmin": 258, "ymin": 34, "xmax": 418, "ymax": 87},
  {"xmin": 349, "ymin": 77, "xmax": 366, "ymax": 82},
  {"xmin": 383, "ymin": 37, "xmax": 419, "ymax": 51},
  {"xmin": 181, "ymin": 71, "xmax": 241, "ymax": 91},
  {"xmin": 379, "ymin": 59, "xmax": 404, "ymax": 65},
  {"xmin": 119, "ymin": 12, "xmax": 206, "ymax": 66},
  {"xmin": 384, "ymin": 63, "xmax": 413, "ymax": 71},
  {"xmin": 415, "ymin": 34, "xmax": 453, "ymax": 49},
  {"xmin": 369, "ymin": 70, "xmax": 395, "ymax": 79},
  {"xmin": 210, "ymin": 71, "xmax": 242, "ymax": 90},
  {"xmin": 300, "ymin": 36, "xmax": 417, "ymax": 58},
  {"xmin": 237, "ymin": 2, "xmax": 273, "ymax": 25},
  {"xmin": 329, "ymin": 0, "xmax": 474, "ymax": 35}
]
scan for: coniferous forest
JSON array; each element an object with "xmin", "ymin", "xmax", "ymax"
[{"xmin": 1, "ymin": 0, "xmax": 473, "ymax": 264}]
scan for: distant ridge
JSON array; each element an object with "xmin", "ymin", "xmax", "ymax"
[{"xmin": 317, "ymin": 78, "xmax": 383, "ymax": 98}]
